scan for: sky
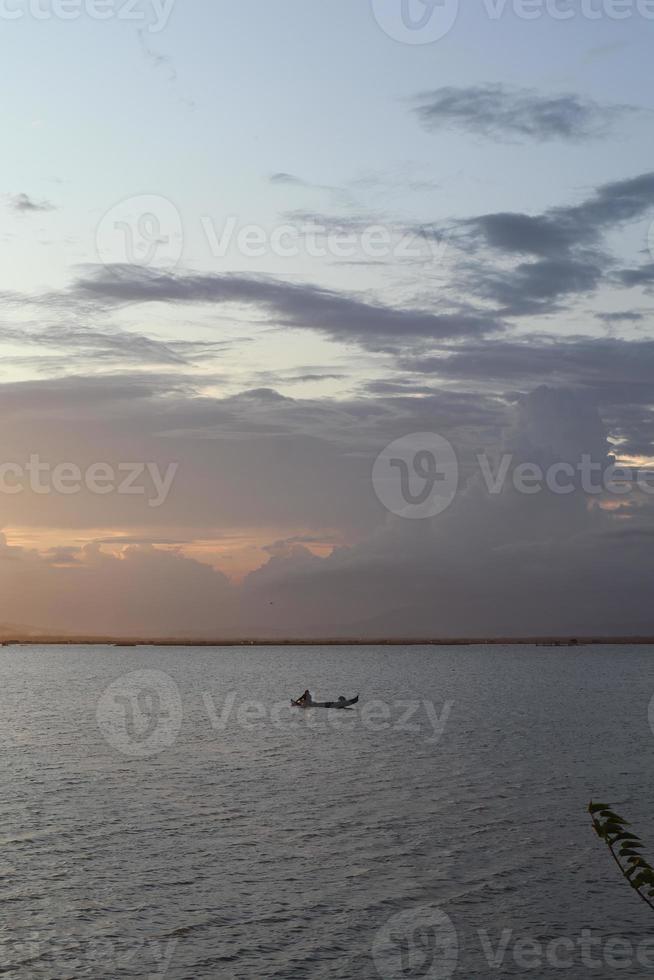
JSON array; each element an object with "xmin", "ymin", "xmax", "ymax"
[{"xmin": 2, "ymin": 0, "xmax": 654, "ymax": 638}]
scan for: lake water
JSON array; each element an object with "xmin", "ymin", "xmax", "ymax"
[{"xmin": 1, "ymin": 643, "xmax": 654, "ymax": 979}]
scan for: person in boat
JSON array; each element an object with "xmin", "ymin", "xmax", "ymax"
[{"xmin": 297, "ymin": 689, "xmax": 312, "ymax": 706}]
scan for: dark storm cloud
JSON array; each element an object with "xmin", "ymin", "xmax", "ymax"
[
  {"xmin": 413, "ymin": 85, "xmax": 636, "ymax": 142},
  {"xmin": 73, "ymin": 266, "xmax": 504, "ymax": 344}
]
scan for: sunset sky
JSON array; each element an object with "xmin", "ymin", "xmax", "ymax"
[{"xmin": 2, "ymin": 0, "xmax": 654, "ymax": 637}]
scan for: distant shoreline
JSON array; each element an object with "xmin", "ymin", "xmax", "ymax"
[{"xmin": 1, "ymin": 636, "xmax": 654, "ymax": 647}]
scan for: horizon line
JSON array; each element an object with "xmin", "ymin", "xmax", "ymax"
[{"xmin": 2, "ymin": 635, "xmax": 654, "ymax": 647}]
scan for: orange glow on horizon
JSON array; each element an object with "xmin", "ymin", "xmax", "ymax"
[{"xmin": 2, "ymin": 526, "xmax": 343, "ymax": 581}]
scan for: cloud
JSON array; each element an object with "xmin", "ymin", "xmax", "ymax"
[
  {"xmin": 461, "ymin": 211, "xmax": 578, "ymax": 259},
  {"xmin": 595, "ymin": 311, "xmax": 645, "ymax": 324},
  {"xmin": 616, "ymin": 263, "xmax": 654, "ymax": 289},
  {"xmin": 401, "ymin": 335, "xmax": 654, "ymax": 392},
  {"xmin": 74, "ymin": 266, "xmax": 504, "ymax": 345},
  {"xmin": 269, "ymin": 172, "xmax": 307, "ymax": 186},
  {"xmin": 252, "ymin": 370, "xmax": 347, "ymax": 386},
  {"xmin": 0, "ymin": 382, "xmax": 652, "ymax": 637},
  {"xmin": 0, "ymin": 537, "xmax": 236, "ymax": 637},
  {"xmin": 9, "ymin": 168, "xmax": 649, "ymax": 365},
  {"xmin": 471, "ymin": 257, "xmax": 604, "ymax": 315},
  {"xmin": 413, "ymin": 85, "xmax": 636, "ymax": 142},
  {"xmin": 8, "ymin": 193, "xmax": 56, "ymax": 213},
  {"xmin": 464, "ymin": 172, "xmax": 654, "ymax": 259},
  {"xmin": 0, "ymin": 371, "xmax": 508, "ymax": 543},
  {"xmin": 583, "ymin": 40, "xmax": 631, "ymax": 64},
  {"xmin": 0, "ymin": 320, "xmax": 229, "ymax": 372},
  {"xmin": 238, "ymin": 387, "xmax": 654, "ymax": 638},
  {"xmin": 450, "ymin": 171, "xmax": 654, "ymax": 316}
]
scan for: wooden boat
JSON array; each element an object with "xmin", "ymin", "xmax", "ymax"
[{"xmin": 291, "ymin": 695, "xmax": 359, "ymax": 710}]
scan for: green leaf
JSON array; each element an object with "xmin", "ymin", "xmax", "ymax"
[
  {"xmin": 589, "ymin": 800, "xmax": 654, "ymax": 909},
  {"xmin": 611, "ymin": 831, "xmax": 638, "ymax": 843},
  {"xmin": 625, "ymin": 860, "xmax": 650, "ymax": 876},
  {"xmin": 633, "ymin": 871, "xmax": 654, "ymax": 889},
  {"xmin": 601, "ymin": 810, "xmax": 629, "ymax": 824}
]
